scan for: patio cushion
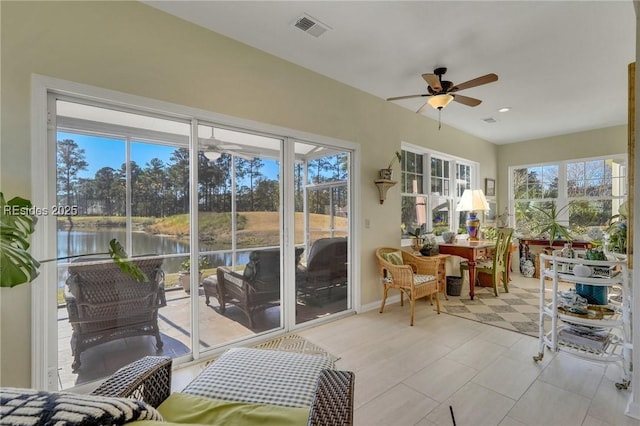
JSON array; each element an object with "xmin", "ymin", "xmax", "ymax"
[
  {"xmin": 182, "ymin": 348, "xmax": 334, "ymax": 408},
  {"xmin": 382, "ymin": 250, "xmax": 404, "ymax": 265},
  {"xmin": 0, "ymin": 387, "xmax": 162, "ymax": 425},
  {"xmin": 414, "ymin": 274, "xmax": 437, "ymax": 284}
]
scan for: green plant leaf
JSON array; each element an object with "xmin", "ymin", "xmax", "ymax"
[
  {"xmin": 108, "ymin": 239, "xmax": 148, "ymax": 282},
  {"xmin": 0, "ymin": 193, "xmax": 40, "ymax": 287}
]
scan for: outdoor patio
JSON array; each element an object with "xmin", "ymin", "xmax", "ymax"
[{"xmin": 56, "ymin": 281, "xmax": 347, "ymax": 389}]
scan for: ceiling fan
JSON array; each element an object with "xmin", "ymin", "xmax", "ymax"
[
  {"xmin": 200, "ymin": 139, "xmax": 249, "ymax": 161},
  {"xmin": 387, "ymin": 67, "xmax": 498, "ymax": 128}
]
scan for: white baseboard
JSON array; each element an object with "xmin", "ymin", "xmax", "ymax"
[{"xmin": 359, "ymin": 295, "xmax": 401, "ymax": 313}]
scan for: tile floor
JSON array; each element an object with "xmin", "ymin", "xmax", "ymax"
[{"xmin": 172, "ymin": 274, "xmax": 639, "ymax": 426}]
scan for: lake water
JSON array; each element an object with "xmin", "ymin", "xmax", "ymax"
[{"xmin": 56, "ymin": 229, "xmax": 249, "ymax": 276}]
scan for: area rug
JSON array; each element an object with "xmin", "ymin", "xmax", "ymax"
[
  {"xmin": 439, "ymin": 281, "xmax": 550, "ymax": 337},
  {"xmin": 254, "ymin": 334, "xmax": 340, "ymax": 362}
]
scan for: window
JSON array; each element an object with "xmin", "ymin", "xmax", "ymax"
[
  {"xmin": 511, "ymin": 156, "xmax": 626, "ymax": 234},
  {"xmin": 400, "ymin": 147, "xmax": 477, "ymax": 238}
]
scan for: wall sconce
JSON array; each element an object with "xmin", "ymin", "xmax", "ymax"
[{"xmin": 374, "ymin": 179, "xmax": 397, "ymax": 204}]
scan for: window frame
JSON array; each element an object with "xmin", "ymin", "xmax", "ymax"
[
  {"xmin": 400, "ymin": 143, "xmax": 479, "ymax": 244},
  {"xmin": 509, "ymin": 154, "xmax": 627, "ymax": 232}
]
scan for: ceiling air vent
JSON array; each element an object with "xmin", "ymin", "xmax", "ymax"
[
  {"xmin": 293, "ymin": 14, "xmax": 330, "ymax": 38},
  {"xmin": 483, "ymin": 117, "xmax": 497, "ymax": 123}
]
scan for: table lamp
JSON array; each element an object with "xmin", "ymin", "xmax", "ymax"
[{"xmin": 456, "ymin": 189, "xmax": 490, "ymax": 241}]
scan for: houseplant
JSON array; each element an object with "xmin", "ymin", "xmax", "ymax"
[
  {"xmin": 379, "ymin": 151, "xmax": 401, "ymax": 180},
  {"xmin": 179, "ymin": 255, "xmax": 212, "ymax": 293},
  {"xmin": 0, "ymin": 192, "xmax": 145, "ymax": 288},
  {"xmin": 529, "ymin": 203, "xmax": 573, "ymax": 246},
  {"xmin": 406, "ymin": 227, "xmax": 424, "ymax": 251}
]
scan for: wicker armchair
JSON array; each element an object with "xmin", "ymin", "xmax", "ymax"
[
  {"xmin": 297, "ymin": 237, "xmax": 348, "ymax": 303},
  {"xmin": 92, "ymin": 355, "xmax": 354, "ymax": 425},
  {"xmin": 215, "ymin": 247, "xmax": 304, "ymax": 329},
  {"xmin": 375, "ymin": 247, "xmax": 440, "ymax": 325},
  {"xmin": 64, "ymin": 257, "xmax": 166, "ymax": 372}
]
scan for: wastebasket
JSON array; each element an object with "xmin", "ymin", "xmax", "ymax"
[{"xmin": 446, "ymin": 276, "xmax": 463, "ymax": 296}]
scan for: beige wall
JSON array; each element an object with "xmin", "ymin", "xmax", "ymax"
[
  {"xmin": 0, "ymin": 1, "xmax": 496, "ymax": 386},
  {"xmin": 496, "ymin": 125, "xmax": 628, "ymax": 210}
]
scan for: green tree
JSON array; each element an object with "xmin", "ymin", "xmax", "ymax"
[{"xmin": 57, "ymin": 139, "xmax": 88, "ymax": 208}]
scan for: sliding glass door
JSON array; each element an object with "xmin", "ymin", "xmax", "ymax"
[{"xmin": 41, "ymin": 89, "xmax": 355, "ymax": 391}]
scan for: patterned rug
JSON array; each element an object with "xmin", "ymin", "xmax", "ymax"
[
  {"xmin": 253, "ymin": 334, "xmax": 338, "ymax": 360},
  {"xmin": 440, "ymin": 280, "xmax": 551, "ymax": 337}
]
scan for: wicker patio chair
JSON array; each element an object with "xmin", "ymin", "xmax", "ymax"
[
  {"xmin": 297, "ymin": 237, "xmax": 348, "ymax": 304},
  {"xmin": 64, "ymin": 256, "xmax": 166, "ymax": 372},
  {"xmin": 375, "ymin": 247, "xmax": 440, "ymax": 326}
]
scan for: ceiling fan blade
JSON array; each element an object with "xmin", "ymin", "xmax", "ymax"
[
  {"xmin": 416, "ymin": 101, "xmax": 431, "ymax": 114},
  {"xmin": 387, "ymin": 94, "xmax": 429, "ymax": 101},
  {"xmin": 452, "ymin": 94, "xmax": 482, "ymax": 107},
  {"xmin": 422, "ymin": 73, "xmax": 442, "ymax": 92},
  {"xmin": 450, "ymin": 73, "xmax": 498, "ymax": 92}
]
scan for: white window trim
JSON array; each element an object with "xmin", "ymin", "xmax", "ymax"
[
  {"xmin": 31, "ymin": 74, "xmax": 361, "ymax": 390},
  {"xmin": 400, "ymin": 142, "xmax": 479, "ymax": 245},
  {"xmin": 508, "ymin": 154, "xmax": 627, "ymax": 229}
]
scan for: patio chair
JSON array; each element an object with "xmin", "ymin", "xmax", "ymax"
[
  {"xmin": 296, "ymin": 237, "xmax": 348, "ymax": 303},
  {"xmin": 460, "ymin": 228, "xmax": 514, "ymax": 296},
  {"xmin": 64, "ymin": 256, "xmax": 166, "ymax": 372},
  {"xmin": 375, "ymin": 247, "xmax": 440, "ymax": 326},
  {"xmin": 214, "ymin": 247, "xmax": 303, "ymax": 329}
]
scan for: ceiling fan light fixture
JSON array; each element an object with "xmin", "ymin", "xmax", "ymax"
[
  {"xmin": 428, "ymin": 94, "xmax": 454, "ymax": 110},
  {"xmin": 203, "ymin": 151, "xmax": 221, "ymax": 161}
]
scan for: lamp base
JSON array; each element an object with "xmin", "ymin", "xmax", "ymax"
[{"xmin": 466, "ymin": 211, "xmax": 481, "ymax": 241}]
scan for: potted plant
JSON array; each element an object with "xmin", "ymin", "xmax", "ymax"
[
  {"xmin": 379, "ymin": 151, "xmax": 401, "ymax": 180},
  {"xmin": 420, "ymin": 234, "xmax": 439, "ymax": 256},
  {"xmin": 529, "ymin": 203, "xmax": 573, "ymax": 246},
  {"xmin": 407, "ymin": 227, "xmax": 424, "ymax": 251},
  {"xmin": 179, "ymin": 255, "xmax": 212, "ymax": 293}
]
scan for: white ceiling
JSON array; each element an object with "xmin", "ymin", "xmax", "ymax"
[{"xmin": 143, "ymin": 1, "xmax": 636, "ymax": 145}]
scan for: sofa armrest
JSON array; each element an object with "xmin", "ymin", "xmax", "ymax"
[
  {"xmin": 91, "ymin": 356, "xmax": 172, "ymax": 408},
  {"xmin": 308, "ymin": 369, "xmax": 354, "ymax": 426}
]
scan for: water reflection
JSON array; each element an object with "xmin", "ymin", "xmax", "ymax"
[{"xmin": 56, "ymin": 230, "xmax": 250, "ymax": 288}]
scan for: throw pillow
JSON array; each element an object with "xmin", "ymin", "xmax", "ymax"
[
  {"xmin": 0, "ymin": 387, "xmax": 163, "ymax": 426},
  {"xmin": 382, "ymin": 250, "xmax": 404, "ymax": 265}
]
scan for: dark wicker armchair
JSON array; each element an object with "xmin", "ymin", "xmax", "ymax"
[
  {"xmin": 64, "ymin": 257, "xmax": 166, "ymax": 372},
  {"xmin": 214, "ymin": 247, "xmax": 303, "ymax": 329},
  {"xmin": 297, "ymin": 237, "xmax": 348, "ymax": 303}
]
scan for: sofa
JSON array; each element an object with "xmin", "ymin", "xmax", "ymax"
[
  {"xmin": 0, "ymin": 349, "xmax": 354, "ymax": 426},
  {"xmin": 64, "ymin": 256, "xmax": 166, "ymax": 372},
  {"xmin": 210, "ymin": 247, "xmax": 303, "ymax": 329}
]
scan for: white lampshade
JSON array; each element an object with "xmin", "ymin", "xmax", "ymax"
[
  {"xmin": 428, "ymin": 94, "xmax": 454, "ymax": 110},
  {"xmin": 203, "ymin": 151, "xmax": 221, "ymax": 161},
  {"xmin": 456, "ymin": 189, "xmax": 490, "ymax": 212}
]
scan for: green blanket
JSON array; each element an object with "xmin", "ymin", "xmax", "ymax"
[{"xmin": 129, "ymin": 392, "xmax": 309, "ymax": 425}]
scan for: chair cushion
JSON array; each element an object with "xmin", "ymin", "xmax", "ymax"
[
  {"xmin": 0, "ymin": 387, "xmax": 162, "ymax": 426},
  {"xmin": 182, "ymin": 348, "xmax": 334, "ymax": 408},
  {"xmin": 476, "ymin": 259, "xmax": 494, "ymax": 268},
  {"xmin": 414, "ymin": 274, "xmax": 437, "ymax": 284},
  {"xmin": 382, "ymin": 250, "xmax": 404, "ymax": 265},
  {"xmin": 155, "ymin": 392, "xmax": 309, "ymax": 426}
]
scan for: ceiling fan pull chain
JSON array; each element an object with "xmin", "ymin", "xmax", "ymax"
[{"xmin": 438, "ymin": 109, "xmax": 442, "ymax": 130}]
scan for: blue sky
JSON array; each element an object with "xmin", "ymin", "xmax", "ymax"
[
  {"xmin": 58, "ymin": 132, "xmax": 175, "ymax": 178},
  {"xmin": 57, "ymin": 131, "xmax": 280, "ymax": 181}
]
